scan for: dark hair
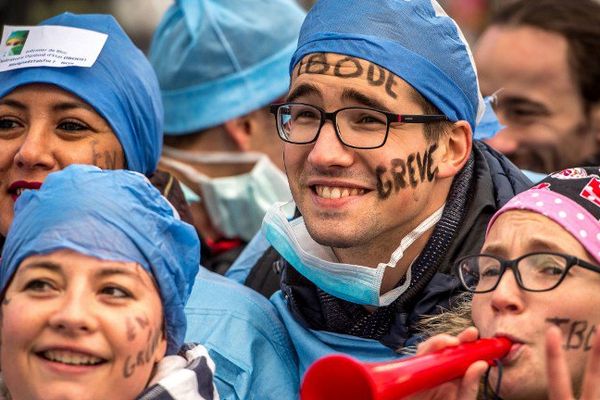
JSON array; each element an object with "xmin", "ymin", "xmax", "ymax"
[
  {"xmin": 491, "ymin": 0, "xmax": 600, "ymax": 115},
  {"xmin": 410, "ymin": 89, "xmax": 454, "ymax": 142}
]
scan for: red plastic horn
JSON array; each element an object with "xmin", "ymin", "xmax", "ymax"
[{"xmin": 300, "ymin": 337, "xmax": 512, "ymax": 400}]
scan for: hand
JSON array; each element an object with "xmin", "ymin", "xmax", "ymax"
[
  {"xmin": 547, "ymin": 324, "xmax": 600, "ymax": 400},
  {"xmin": 404, "ymin": 327, "xmax": 488, "ymax": 400}
]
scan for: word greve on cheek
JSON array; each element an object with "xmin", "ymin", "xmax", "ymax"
[
  {"xmin": 546, "ymin": 317, "xmax": 597, "ymax": 351},
  {"xmin": 375, "ymin": 144, "xmax": 439, "ymax": 199},
  {"xmin": 90, "ymin": 140, "xmax": 120, "ymax": 170},
  {"xmin": 125, "ymin": 314, "xmax": 151, "ymax": 342},
  {"xmin": 123, "ymin": 325, "xmax": 162, "ymax": 378},
  {"xmin": 296, "ymin": 53, "xmax": 399, "ymax": 99}
]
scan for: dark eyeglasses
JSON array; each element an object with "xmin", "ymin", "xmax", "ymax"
[
  {"xmin": 455, "ymin": 252, "xmax": 600, "ymax": 293},
  {"xmin": 269, "ymin": 102, "xmax": 448, "ymax": 149}
]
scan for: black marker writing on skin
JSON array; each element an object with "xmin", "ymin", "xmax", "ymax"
[
  {"xmin": 407, "ymin": 154, "xmax": 418, "ymax": 188},
  {"xmin": 123, "ymin": 327, "xmax": 162, "ymax": 378},
  {"xmin": 333, "ymin": 57, "xmax": 363, "ymax": 78},
  {"xmin": 136, "ymin": 315, "xmax": 150, "ymax": 330},
  {"xmin": 91, "ymin": 140, "xmax": 120, "ymax": 170},
  {"xmin": 126, "ymin": 318, "xmax": 136, "ymax": 342},
  {"xmin": 546, "ymin": 317, "xmax": 597, "ymax": 351},
  {"xmin": 102, "ymin": 151, "xmax": 119, "ymax": 170},
  {"xmin": 367, "ymin": 63, "xmax": 385, "ymax": 86},
  {"xmin": 375, "ymin": 143, "xmax": 439, "ymax": 199},
  {"xmin": 297, "ymin": 54, "xmax": 398, "ymax": 99},
  {"xmin": 299, "ymin": 53, "xmax": 329, "ymax": 76}
]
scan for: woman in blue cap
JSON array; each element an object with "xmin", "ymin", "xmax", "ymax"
[
  {"xmin": 0, "ymin": 165, "xmax": 217, "ymax": 400},
  {"xmin": 0, "ymin": 13, "xmax": 188, "ymax": 243}
]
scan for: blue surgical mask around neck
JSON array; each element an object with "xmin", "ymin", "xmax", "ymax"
[{"xmin": 262, "ymin": 201, "xmax": 445, "ymax": 307}]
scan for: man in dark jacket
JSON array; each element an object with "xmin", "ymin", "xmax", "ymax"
[{"xmin": 222, "ymin": 0, "xmax": 531, "ymax": 381}]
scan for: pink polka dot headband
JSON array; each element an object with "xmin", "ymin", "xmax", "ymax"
[{"xmin": 487, "ymin": 167, "xmax": 600, "ymax": 264}]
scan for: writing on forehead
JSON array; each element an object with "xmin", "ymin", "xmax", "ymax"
[
  {"xmin": 296, "ymin": 53, "xmax": 398, "ymax": 99},
  {"xmin": 546, "ymin": 317, "xmax": 597, "ymax": 352},
  {"xmin": 375, "ymin": 144, "xmax": 439, "ymax": 200}
]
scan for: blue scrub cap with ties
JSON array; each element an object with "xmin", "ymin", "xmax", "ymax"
[
  {"xmin": 290, "ymin": 0, "xmax": 485, "ymax": 130},
  {"xmin": 0, "ymin": 165, "xmax": 200, "ymax": 355}
]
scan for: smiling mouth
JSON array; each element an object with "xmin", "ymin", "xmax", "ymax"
[
  {"xmin": 313, "ymin": 185, "xmax": 367, "ymax": 199},
  {"xmin": 38, "ymin": 350, "xmax": 107, "ymax": 366},
  {"xmin": 8, "ymin": 181, "xmax": 43, "ymax": 201},
  {"xmin": 14, "ymin": 188, "xmax": 32, "ymax": 197}
]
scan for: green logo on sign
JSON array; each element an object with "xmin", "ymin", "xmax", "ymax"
[{"xmin": 6, "ymin": 30, "xmax": 29, "ymax": 56}]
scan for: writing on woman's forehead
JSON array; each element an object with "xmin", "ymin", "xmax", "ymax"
[{"xmin": 296, "ymin": 53, "xmax": 399, "ymax": 100}]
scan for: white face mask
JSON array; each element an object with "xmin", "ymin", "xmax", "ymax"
[
  {"xmin": 262, "ymin": 201, "xmax": 445, "ymax": 306},
  {"xmin": 162, "ymin": 147, "xmax": 292, "ymax": 242}
]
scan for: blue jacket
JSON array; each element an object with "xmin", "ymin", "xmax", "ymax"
[{"xmin": 184, "ymin": 267, "xmax": 299, "ymax": 400}]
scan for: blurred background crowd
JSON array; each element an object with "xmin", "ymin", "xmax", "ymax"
[{"xmin": 0, "ymin": 0, "xmax": 498, "ymax": 51}]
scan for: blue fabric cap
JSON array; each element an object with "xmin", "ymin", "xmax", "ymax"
[
  {"xmin": 474, "ymin": 96, "xmax": 505, "ymax": 140},
  {"xmin": 290, "ymin": 0, "xmax": 484, "ymax": 130},
  {"xmin": 0, "ymin": 165, "xmax": 200, "ymax": 355},
  {"xmin": 0, "ymin": 13, "xmax": 163, "ymax": 176},
  {"xmin": 149, "ymin": 0, "xmax": 306, "ymax": 134}
]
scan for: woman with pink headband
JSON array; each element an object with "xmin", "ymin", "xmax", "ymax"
[{"xmin": 412, "ymin": 167, "xmax": 600, "ymax": 399}]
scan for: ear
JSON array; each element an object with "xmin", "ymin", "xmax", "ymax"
[
  {"xmin": 223, "ymin": 114, "xmax": 254, "ymax": 152},
  {"xmin": 434, "ymin": 121, "xmax": 473, "ymax": 179}
]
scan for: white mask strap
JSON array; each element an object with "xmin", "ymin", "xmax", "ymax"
[
  {"xmin": 163, "ymin": 146, "xmax": 265, "ymax": 164},
  {"xmin": 378, "ymin": 204, "xmax": 445, "ymax": 270},
  {"xmin": 160, "ymin": 156, "xmax": 206, "ymax": 180}
]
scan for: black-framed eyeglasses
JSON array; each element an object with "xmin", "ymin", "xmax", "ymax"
[
  {"xmin": 455, "ymin": 252, "xmax": 600, "ymax": 293},
  {"xmin": 269, "ymin": 102, "xmax": 448, "ymax": 149}
]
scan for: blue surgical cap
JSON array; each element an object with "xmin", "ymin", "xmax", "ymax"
[
  {"xmin": 0, "ymin": 165, "xmax": 200, "ymax": 355},
  {"xmin": 149, "ymin": 0, "xmax": 306, "ymax": 134},
  {"xmin": 290, "ymin": 0, "xmax": 485, "ymax": 130},
  {"xmin": 0, "ymin": 13, "xmax": 163, "ymax": 176},
  {"xmin": 474, "ymin": 95, "xmax": 505, "ymax": 140}
]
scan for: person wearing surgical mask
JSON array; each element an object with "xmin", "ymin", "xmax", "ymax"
[
  {"xmin": 149, "ymin": 0, "xmax": 306, "ymax": 276},
  {"xmin": 225, "ymin": 0, "xmax": 531, "ymax": 386}
]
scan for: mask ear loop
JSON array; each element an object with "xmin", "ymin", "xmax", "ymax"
[{"xmin": 483, "ymin": 359, "xmax": 504, "ymax": 400}]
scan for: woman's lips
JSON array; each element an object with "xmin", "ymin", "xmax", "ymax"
[
  {"xmin": 8, "ymin": 181, "xmax": 42, "ymax": 201},
  {"xmin": 494, "ymin": 333, "xmax": 526, "ymax": 365},
  {"xmin": 502, "ymin": 343, "xmax": 524, "ymax": 364}
]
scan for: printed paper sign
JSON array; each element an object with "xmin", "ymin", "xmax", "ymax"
[{"xmin": 0, "ymin": 25, "xmax": 107, "ymax": 72}]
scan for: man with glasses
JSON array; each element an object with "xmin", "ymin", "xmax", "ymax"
[
  {"xmin": 414, "ymin": 167, "xmax": 600, "ymax": 399},
  {"xmin": 224, "ymin": 0, "xmax": 530, "ymax": 380}
]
